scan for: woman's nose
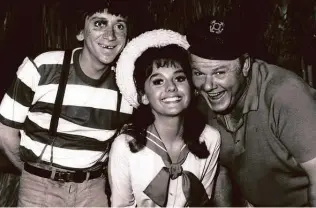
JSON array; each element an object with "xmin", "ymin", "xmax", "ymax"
[{"xmin": 166, "ymin": 80, "xmax": 177, "ymax": 92}]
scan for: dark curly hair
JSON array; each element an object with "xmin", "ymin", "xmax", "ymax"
[{"xmin": 122, "ymin": 44, "xmax": 209, "ymax": 159}]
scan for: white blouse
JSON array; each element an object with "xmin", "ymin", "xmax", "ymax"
[{"xmin": 108, "ymin": 124, "xmax": 220, "ymax": 207}]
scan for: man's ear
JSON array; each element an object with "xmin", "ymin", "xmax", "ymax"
[
  {"xmin": 241, "ymin": 53, "xmax": 251, "ymax": 77},
  {"xmin": 141, "ymin": 94, "xmax": 149, "ymax": 105},
  {"xmin": 76, "ymin": 30, "xmax": 84, "ymax": 41}
]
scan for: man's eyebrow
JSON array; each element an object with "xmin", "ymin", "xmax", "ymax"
[
  {"xmin": 212, "ymin": 65, "xmax": 227, "ymax": 71},
  {"xmin": 148, "ymin": 73, "xmax": 160, "ymax": 80},
  {"xmin": 89, "ymin": 17, "xmax": 107, "ymax": 21}
]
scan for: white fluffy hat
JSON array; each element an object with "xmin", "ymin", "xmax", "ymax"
[{"xmin": 116, "ymin": 29, "xmax": 190, "ymax": 108}]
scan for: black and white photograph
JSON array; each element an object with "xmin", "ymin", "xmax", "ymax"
[{"xmin": 0, "ymin": 0, "xmax": 315, "ymax": 207}]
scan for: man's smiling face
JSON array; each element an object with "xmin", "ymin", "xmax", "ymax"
[{"xmin": 191, "ymin": 54, "xmax": 250, "ymax": 114}]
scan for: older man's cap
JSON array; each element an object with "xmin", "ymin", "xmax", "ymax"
[{"xmin": 186, "ymin": 11, "xmax": 247, "ymax": 60}]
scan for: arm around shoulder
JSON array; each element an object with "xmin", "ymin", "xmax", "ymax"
[
  {"xmin": 108, "ymin": 134, "xmax": 136, "ymax": 207},
  {"xmin": 200, "ymin": 125, "xmax": 221, "ymax": 200},
  {"xmin": 301, "ymin": 157, "xmax": 316, "ymax": 206}
]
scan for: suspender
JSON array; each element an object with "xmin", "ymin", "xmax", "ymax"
[
  {"xmin": 49, "ymin": 49, "xmax": 72, "ymax": 136},
  {"xmin": 37, "ymin": 50, "xmax": 72, "ymax": 164},
  {"xmin": 37, "ymin": 49, "xmax": 122, "ymax": 167}
]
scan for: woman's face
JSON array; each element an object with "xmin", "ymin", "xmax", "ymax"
[{"xmin": 142, "ymin": 59, "xmax": 191, "ymax": 118}]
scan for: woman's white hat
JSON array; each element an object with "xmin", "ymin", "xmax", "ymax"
[{"xmin": 116, "ymin": 29, "xmax": 190, "ymax": 108}]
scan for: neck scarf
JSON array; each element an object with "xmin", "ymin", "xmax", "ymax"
[{"xmin": 143, "ymin": 130, "xmax": 210, "ymax": 207}]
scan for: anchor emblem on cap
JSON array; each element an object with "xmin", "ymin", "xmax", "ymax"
[{"xmin": 209, "ymin": 20, "xmax": 225, "ymax": 34}]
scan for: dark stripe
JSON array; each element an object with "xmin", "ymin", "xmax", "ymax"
[
  {"xmin": 29, "ymin": 102, "xmax": 130, "ymax": 130},
  {"xmin": 178, "ymin": 145, "xmax": 190, "ymax": 164},
  {"xmin": 37, "ymin": 49, "xmax": 117, "ymax": 89},
  {"xmin": 24, "ymin": 117, "xmax": 112, "ymax": 151},
  {"xmin": 37, "ymin": 64, "xmax": 63, "ymax": 86},
  {"xmin": 38, "ymin": 64, "xmax": 118, "ymax": 90},
  {"xmin": 20, "ymin": 146, "xmax": 41, "ymax": 163},
  {"xmin": 146, "ymin": 131, "xmax": 166, "ymax": 151},
  {"xmin": 73, "ymin": 49, "xmax": 115, "ymax": 87},
  {"xmin": 0, "ymin": 114, "xmax": 23, "ymax": 129},
  {"xmin": 6, "ymin": 77, "xmax": 34, "ymax": 107}
]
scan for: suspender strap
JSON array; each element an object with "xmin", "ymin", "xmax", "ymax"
[
  {"xmin": 49, "ymin": 49, "xmax": 72, "ymax": 136},
  {"xmin": 115, "ymin": 91, "xmax": 122, "ymax": 125}
]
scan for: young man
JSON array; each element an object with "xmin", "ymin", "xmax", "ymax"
[
  {"xmin": 0, "ymin": 0, "xmax": 133, "ymax": 206},
  {"xmin": 186, "ymin": 11, "xmax": 316, "ymax": 206}
]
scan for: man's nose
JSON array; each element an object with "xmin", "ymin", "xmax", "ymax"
[
  {"xmin": 103, "ymin": 27, "xmax": 116, "ymax": 41},
  {"xmin": 202, "ymin": 76, "xmax": 215, "ymax": 92}
]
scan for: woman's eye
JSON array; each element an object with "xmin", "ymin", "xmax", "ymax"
[{"xmin": 152, "ymin": 79, "xmax": 163, "ymax": 85}]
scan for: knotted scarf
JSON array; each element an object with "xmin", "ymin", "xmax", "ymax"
[{"xmin": 143, "ymin": 130, "xmax": 210, "ymax": 207}]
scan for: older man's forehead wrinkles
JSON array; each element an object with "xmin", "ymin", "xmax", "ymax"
[{"xmin": 192, "ymin": 61, "xmax": 228, "ymax": 69}]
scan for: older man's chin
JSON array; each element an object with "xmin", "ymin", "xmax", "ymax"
[{"xmin": 201, "ymin": 93, "xmax": 231, "ymax": 115}]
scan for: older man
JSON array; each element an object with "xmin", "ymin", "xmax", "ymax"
[{"xmin": 186, "ymin": 11, "xmax": 316, "ymax": 206}]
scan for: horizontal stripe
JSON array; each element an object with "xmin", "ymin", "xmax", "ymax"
[
  {"xmin": 33, "ymin": 84, "xmax": 133, "ymax": 114},
  {"xmin": 0, "ymin": 94, "xmax": 29, "ymax": 123},
  {"xmin": 33, "ymin": 50, "xmax": 72, "ymax": 66},
  {"xmin": 6, "ymin": 77, "xmax": 35, "ymax": 107},
  {"xmin": 24, "ymin": 117, "xmax": 112, "ymax": 151},
  {"xmin": 29, "ymin": 102, "xmax": 130, "ymax": 130},
  {"xmin": 27, "ymin": 112, "xmax": 119, "ymax": 141},
  {"xmin": 16, "ymin": 57, "xmax": 40, "ymax": 91},
  {"xmin": 20, "ymin": 132, "xmax": 108, "ymax": 169},
  {"xmin": 0, "ymin": 114, "xmax": 23, "ymax": 129}
]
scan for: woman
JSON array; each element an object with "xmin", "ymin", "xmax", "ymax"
[{"xmin": 109, "ymin": 29, "xmax": 220, "ymax": 207}]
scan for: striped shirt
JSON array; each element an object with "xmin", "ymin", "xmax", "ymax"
[{"xmin": 0, "ymin": 48, "xmax": 133, "ymax": 169}]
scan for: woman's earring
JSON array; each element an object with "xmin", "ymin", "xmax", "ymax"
[
  {"xmin": 141, "ymin": 95, "xmax": 149, "ymax": 105},
  {"xmin": 194, "ymin": 89, "xmax": 200, "ymax": 96}
]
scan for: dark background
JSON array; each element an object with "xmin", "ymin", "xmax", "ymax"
[{"xmin": 0, "ymin": 0, "xmax": 315, "ymax": 206}]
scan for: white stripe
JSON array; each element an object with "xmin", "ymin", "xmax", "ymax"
[
  {"xmin": 16, "ymin": 57, "xmax": 40, "ymax": 92},
  {"xmin": 0, "ymin": 94, "xmax": 29, "ymax": 123},
  {"xmin": 147, "ymin": 131, "xmax": 163, "ymax": 142},
  {"xmin": 20, "ymin": 132, "xmax": 107, "ymax": 169},
  {"xmin": 146, "ymin": 136, "xmax": 167, "ymax": 153},
  {"xmin": 33, "ymin": 84, "xmax": 132, "ymax": 114},
  {"xmin": 33, "ymin": 48, "xmax": 81, "ymax": 66},
  {"xmin": 28, "ymin": 112, "xmax": 116, "ymax": 141}
]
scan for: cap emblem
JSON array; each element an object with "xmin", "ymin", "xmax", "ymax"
[{"xmin": 209, "ymin": 20, "xmax": 225, "ymax": 34}]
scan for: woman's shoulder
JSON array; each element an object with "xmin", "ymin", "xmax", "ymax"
[
  {"xmin": 199, "ymin": 124, "xmax": 221, "ymax": 149},
  {"xmin": 111, "ymin": 133, "xmax": 134, "ymax": 152}
]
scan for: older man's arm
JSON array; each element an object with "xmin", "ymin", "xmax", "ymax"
[
  {"xmin": 0, "ymin": 123, "xmax": 23, "ymax": 171},
  {"xmin": 301, "ymin": 157, "xmax": 316, "ymax": 206},
  {"xmin": 212, "ymin": 165, "xmax": 234, "ymax": 206}
]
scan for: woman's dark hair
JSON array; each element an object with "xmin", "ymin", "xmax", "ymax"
[{"xmin": 122, "ymin": 44, "xmax": 209, "ymax": 159}]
